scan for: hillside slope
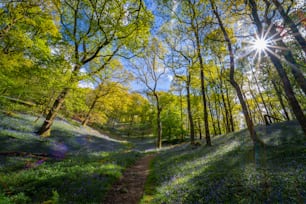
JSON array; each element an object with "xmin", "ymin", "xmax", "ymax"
[
  {"xmin": 142, "ymin": 121, "xmax": 306, "ymax": 203},
  {"xmin": 0, "ymin": 112, "xmax": 140, "ymax": 203}
]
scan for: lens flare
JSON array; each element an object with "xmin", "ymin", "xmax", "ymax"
[{"xmin": 253, "ymin": 38, "xmax": 267, "ymax": 51}]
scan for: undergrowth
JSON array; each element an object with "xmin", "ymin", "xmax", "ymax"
[
  {"xmin": 0, "ymin": 112, "xmax": 141, "ymax": 203},
  {"xmin": 141, "ymin": 121, "xmax": 306, "ymax": 203}
]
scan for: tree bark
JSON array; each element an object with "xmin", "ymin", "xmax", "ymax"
[
  {"xmin": 82, "ymin": 95, "xmax": 99, "ymax": 126},
  {"xmin": 179, "ymin": 89, "xmax": 184, "ymax": 140},
  {"xmin": 155, "ymin": 93, "xmax": 162, "ymax": 148},
  {"xmin": 186, "ymin": 74, "xmax": 195, "ymax": 144},
  {"xmin": 225, "ymin": 85, "xmax": 235, "ymax": 132},
  {"xmin": 220, "ymin": 86, "xmax": 230, "ymax": 133},
  {"xmin": 248, "ymin": 0, "xmax": 306, "ymax": 136},
  {"xmin": 198, "ymin": 118, "xmax": 202, "ymax": 140},
  {"xmin": 207, "ymin": 93, "xmax": 217, "ymax": 136},
  {"xmin": 37, "ymin": 88, "xmax": 70, "ymax": 137}
]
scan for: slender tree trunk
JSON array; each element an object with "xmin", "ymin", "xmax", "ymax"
[
  {"xmin": 179, "ymin": 89, "xmax": 184, "ymax": 140},
  {"xmin": 248, "ymin": 0, "xmax": 306, "ymax": 136},
  {"xmin": 191, "ymin": 17, "xmax": 211, "ymax": 145},
  {"xmin": 82, "ymin": 96, "xmax": 99, "ymax": 126},
  {"xmin": 272, "ymin": 79, "xmax": 290, "ymax": 121},
  {"xmin": 220, "ymin": 87, "xmax": 230, "ymax": 133},
  {"xmin": 218, "ymin": 92, "xmax": 227, "ymax": 131},
  {"xmin": 214, "ymin": 96, "xmax": 222, "ymax": 135},
  {"xmin": 211, "ymin": 0, "xmax": 263, "ymax": 145},
  {"xmin": 198, "ymin": 118, "xmax": 202, "ymax": 140},
  {"xmin": 186, "ymin": 74, "xmax": 195, "ymax": 144},
  {"xmin": 252, "ymin": 69, "xmax": 271, "ymax": 118},
  {"xmin": 155, "ymin": 94, "xmax": 162, "ymax": 148},
  {"xmin": 248, "ymin": 79, "xmax": 265, "ymax": 123},
  {"xmin": 242, "ymin": 90, "xmax": 256, "ymax": 124},
  {"xmin": 225, "ymin": 86, "xmax": 235, "ymax": 132},
  {"xmin": 37, "ymin": 88, "xmax": 70, "ymax": 137},
  {"xmin": 271, "ymin": 0, "xmax": 306, "ymax": 54},
  {"xmin": 207, "ymin": 94, "xmax": 217, "ymax": 136}
]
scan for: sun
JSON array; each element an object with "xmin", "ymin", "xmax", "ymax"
[{"xmin": 253, "ymin": 38, "xmax": 268, "ymax": 51}]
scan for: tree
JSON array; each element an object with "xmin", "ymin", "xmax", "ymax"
[
  {"xmin": 209, "ymin": 0, "xmax": 263, "ymax": 145},
  {"xmin": 158, "ymin": 0, "xmax": 212, "ymax": 145},
  {"xmin": 81, "ymin": 60, "xmax": 132, "ymax": 126},
  {"xmin": 0, "ymin": 0, "xmax": 61, "ymax": 103},
  {"xmin": 271, "ymin": 0, "xmax": 306, "ymax": 54},
  {"xmin": 37, "ymin": 0, "xmax": 152, "ymax": 136},
  {"xmin": 246, "ymin": 0, "xmax": 306, "ymax": 135},
  {"xmin": 131, "ymin": 38, "xmax": 167, "ymax": 148}
]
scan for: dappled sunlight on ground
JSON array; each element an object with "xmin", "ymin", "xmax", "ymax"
[{"xmin": 142, "ymin": 121, "xmax": 306, "ymax": 203}]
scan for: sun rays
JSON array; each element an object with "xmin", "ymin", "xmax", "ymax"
[{"xmin": 237, "ymin": 22, "xmax": 302, "ymax": 70}]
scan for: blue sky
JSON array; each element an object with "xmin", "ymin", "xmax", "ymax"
[
  {"xmin": 80, "ymin": 0, "xmax": 173, "ymax": 92},
  {"xmin": 127, "ymin": 0, "xmax": 173, "ymax": 93}
]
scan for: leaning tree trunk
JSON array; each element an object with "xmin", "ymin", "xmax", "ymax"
[
  {"xmin": 271, "ymin": 0, "xmax": 306, "ymax": 54},
  {"xmin": 264, "ymin": 19, "xmax": 306, "ymax": 95},
  {"xmin": 211, "ymin": 0, "xmax": 263, "ymax": 145},
  {"xmin": 248, "ymin": 0, "xmax": 306, "ymax": 136},
  {"xmin": 82, "ymin": 95, "xmax": 99, "ymax": 126},
  {"xmin": 37, "ymin": 88, "xmax": 70, "ymax": 137},
  {"xmin": 38, "ymin": 64, "xmax": 81, "ymax": 137}
]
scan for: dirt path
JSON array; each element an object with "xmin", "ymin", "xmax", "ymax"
[{"xmin": 103, "ymin": 154, "xmax": 156, "ymax": 204}]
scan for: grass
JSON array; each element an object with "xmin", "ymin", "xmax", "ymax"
[
  {"xmin": 141, "ymin": 121, "xmax": 306, "ymax": 203},
  {"xmin": 0, "ymin": 112, "xmax": 141, "ymax": 203}
]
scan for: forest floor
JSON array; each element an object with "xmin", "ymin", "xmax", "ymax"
[
  {"xmin": 0, "ymin": 112, "xmax": 305, "ymax": 203},
  {"xmin": 103, "ymin": 154, "xmax": 156, "ymax": 204}
]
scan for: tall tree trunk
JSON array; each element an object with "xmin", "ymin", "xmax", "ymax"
[
  {"xmin": 37, "ymin": 88, "xmax": 70, "ymax": 137},
  {"xmin": 179, "ymin": 89, "xmax": 184, "ymax": 140},
  {"xmin": 198, "ymin": 118, "xmax": 202, "ymax": 140},
  {"xmin": 271, "ymin": 79, "xmax": 290, "ymax": 121},
  {"xmin": 82, "ymin": 96, "xmax": 99, "ymax": 126},
  {"xmin": 189, "ymin": 6, "xmax": 211, "ymax": 145},
  {"xmin": 218, "ymin": 92, "xmax": 228, "ymax": 132},
  {"xmin": 214, "ymin": 95, "xmax": 222, "ymax": 135},
  {"xmin": 225, "ymin": 85, "xmax": 235, "ymax": 132},
  {"xmin": 155, "ymin": 94, "xmax": 162, "ymax": 148},
  {"xmin": 207, "ymin": 94, "xmax": 217, "ymax": 136},
  {"xmin": 186, "ymin": 74, "xmax": 195, "ymax": 144},
  {"xmin": 211, "ymin": 0, "xmax": 263, "ymax": 145},
  {"xmin": 220, "ymin": 86, "xmax": 230, "ymax": 133},
  {"xmin": 248, "ymin": 0, "xmax": 306, "ymax": 136},
  {"xmin": 268, "ymin": 22, "xmax": 306, "ymax": 94},
  {"xmin": 248, "ymin": 79, "xmax": 265, "ymax": 124},
  {"xmin": 271, "ymin": 0, "xmax": 306, "ymax": 54},
  {"xmin": 196, "ymin": 39, "xmax": 211, "ymax": 146},
  {"xmin": 252, "ymin": 69, "xmax": 271, "ymax": 118}
]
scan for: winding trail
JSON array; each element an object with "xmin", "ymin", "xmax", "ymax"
[{"xmin": 103, "ymin": 154, "xmax": 156, "ymax": 204}]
